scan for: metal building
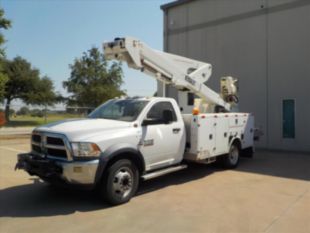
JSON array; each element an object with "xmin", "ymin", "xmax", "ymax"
[{"xmin": 159, "ymin": 0, "xmax": 310, "ymax": 152}]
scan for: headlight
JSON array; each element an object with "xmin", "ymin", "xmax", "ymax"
[{"xmin": 71, "ymin": 142, "xmax": 101, "ymax": 158}]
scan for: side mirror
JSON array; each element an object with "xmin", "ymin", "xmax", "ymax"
[
  {"xmin": 142, "ymin": 119, "xmax": 151, "ymax": 126},
  {"xmin": 163, "ymin": 109, "xmax": 173, "ymax": 124}
]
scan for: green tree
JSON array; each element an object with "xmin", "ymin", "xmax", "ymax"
[
  {"xmin": 3, "ymin": 57, "xmax": 57, "ymax": 121},
  {"xmin": 28, "ymin": 76, "xmax": 57, "ymax": 105},
  {"xmin": 0, "ymin": 8, "xmax": 11, "ymax": 101},
  {"xmin": 0, "ymin": 8, "xmax": 11, "ymax": 56},
  {"xmin": 0, "ymin": 69, "xmax": 8, "ymax": 101},
  {"xmin": 63, "ymin": 47, "xmax": 125, "ymax": 108},
  {"xmin": 17, "ymin": 106, "xmax": 30, "ymax": 115}
]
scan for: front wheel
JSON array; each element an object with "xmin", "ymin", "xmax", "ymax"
[
  {"xmin": 222, "ymin": 143, "xmax": 240, "ymax": 168},
  {"xmin": 101, "ymin": 159, "xmax": 139, "ymax": 205}
]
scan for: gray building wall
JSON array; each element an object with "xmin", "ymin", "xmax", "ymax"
[{"xmin": 160, "ymin": 0, "xmax": 310, "ymax": 152}]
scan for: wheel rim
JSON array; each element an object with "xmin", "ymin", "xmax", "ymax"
[
  {"xmin": 229, "ymin": 146, "xmax": 239, "ymax": 164},
  {"xmin": 112, "ymin": 167, "xmax": 133, "ymax": 199}
]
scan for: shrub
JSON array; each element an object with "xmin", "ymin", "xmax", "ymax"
[
  {"xmin": 30, "ymin": 109, "xmax": 44, "ymax": 118},
  {"xmin": 17, "ymin": 106, "xmax": 30, "ymax": 115}
]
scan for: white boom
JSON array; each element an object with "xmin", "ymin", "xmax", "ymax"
[{"xmin": 103, "ymin": 37, "xmax": 237, "ymax": 111}]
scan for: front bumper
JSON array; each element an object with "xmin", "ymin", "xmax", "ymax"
[{"xmin": 16, "ymin": 153, "xmax": 99, "ymax": 186}]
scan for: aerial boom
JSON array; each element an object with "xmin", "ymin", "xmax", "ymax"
[{"xmin": 103, "ymin": 37, "xmax": 237, "ymax": 111}]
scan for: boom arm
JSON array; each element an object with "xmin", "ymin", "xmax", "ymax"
[{"xmin": 103, "ymin": 37, "xmax": 235, "ymax": 111}]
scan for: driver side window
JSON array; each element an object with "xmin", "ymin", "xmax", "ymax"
[{"xmin": 147, "ymin": 102, "xmax": 177, "ymax": 122}]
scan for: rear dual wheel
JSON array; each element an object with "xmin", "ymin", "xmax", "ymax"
[{"xmin": 222, "ymin": 143, "xmax": 240, "ymax": 168}]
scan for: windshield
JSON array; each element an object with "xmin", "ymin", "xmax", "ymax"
[{"xmin": 88, "ymin": 99, "xmax": 149, "ymax": 122}]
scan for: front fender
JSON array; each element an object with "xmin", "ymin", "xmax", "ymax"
[{"xmin": 94, "ymin": 143, "xmax": 145, "ymax": 184}]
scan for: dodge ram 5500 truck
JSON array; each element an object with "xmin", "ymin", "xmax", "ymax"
[
  {"xmin": 16, "ymin": 97, "xmax": 254, "ymax": 205},
  {"xmin": 16, "ymin": 37, "xmax": 255, "ymax": 205}
]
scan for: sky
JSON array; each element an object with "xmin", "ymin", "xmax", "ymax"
[{"xmin": 1, "ymin": 0, "xmax": 171, "ymax": 107}]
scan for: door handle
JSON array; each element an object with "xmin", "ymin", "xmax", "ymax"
[{"xmin": 173, "ymin": 128, "xmax": 181, "ymax": 134}]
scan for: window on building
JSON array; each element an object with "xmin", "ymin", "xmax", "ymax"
[{"xmin": 282, "ymin": 99, "xmax": 295, "ymax": 138}]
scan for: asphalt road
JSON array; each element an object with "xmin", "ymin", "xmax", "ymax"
[{"xmin": 0, "ymin": 138, "xmax": 309, "ymax": 233}]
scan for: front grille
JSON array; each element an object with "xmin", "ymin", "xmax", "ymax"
[
  {"xmin": 47, "ymin": 136, "xmax": 64, "ymax": 146},
  {"xmin": 31, "ymin": 132, "xmax": 70, "ymax": 160},
  {"xmin": 32, "ymin": 144, "xmax": 42, "ymax": 153},
  {"xmin": 32, "ymin": 134, "xmax": 41, "ymax": 143}
]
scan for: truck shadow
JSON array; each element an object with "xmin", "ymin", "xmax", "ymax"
[
  {"xmin": 0, "ymin": 179, "xmax": 109, "ymax": 218},
  {"xmin": 137, "ymin": 163, "xmax": 218, "ymax": 196},
  {"xmin": 1, "ymin": 151, "xmax": 309, "ymax": 218},
  {"xmin": 0, "ymin": 163, "xmax": 219, "ymax": 218}
]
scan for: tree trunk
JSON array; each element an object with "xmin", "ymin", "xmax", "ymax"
[{"xmin": 5, "ymin": 98, "xmax": 11, "ymax": 122}]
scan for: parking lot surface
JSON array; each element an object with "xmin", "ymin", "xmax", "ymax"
[{"xmin": 0, "ymin": 138, "xmax": 309, "ymax": 233}]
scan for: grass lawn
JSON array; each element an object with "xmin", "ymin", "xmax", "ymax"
[{"xmin": 5, "ymin": 114, "xmax": 84, "ymax": 127}]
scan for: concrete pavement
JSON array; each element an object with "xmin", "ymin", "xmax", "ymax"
[{"xmin": 0, "ymin": 138, "xmax": 309, "ymax": 233}]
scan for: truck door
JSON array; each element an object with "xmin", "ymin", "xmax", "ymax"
[{"xmin": 139, "ymin": 101, "xmax": 185, "ymax": 170}]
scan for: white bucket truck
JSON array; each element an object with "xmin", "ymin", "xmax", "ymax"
[{"xmin": 16, "ymin": 37, "xmax": 255, "ymax": 205}]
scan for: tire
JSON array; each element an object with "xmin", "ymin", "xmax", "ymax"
[
  {"xmin": 222, "ymin": 143, "xmax": 240, "ymax": 168},
  {"xmin": 101, "ymin": 159, "xmax": 139, "ymax": 205}
]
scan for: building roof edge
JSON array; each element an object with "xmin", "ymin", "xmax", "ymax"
[{"xmin": 160, "ymin": 0, "xmax": 194, "ymax": 11}]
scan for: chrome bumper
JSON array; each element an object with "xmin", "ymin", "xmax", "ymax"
[
  {"xmin": 16, "ymin": 153, "xmax": 99, "ymax": 185},
  {"xmin": 61, "ymin": 159, "xmax": 99, "ymax": 184}
]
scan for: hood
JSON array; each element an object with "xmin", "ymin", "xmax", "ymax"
[{"xmin": 35, "ymin": 118, "xmax": 133, "ymax": 141}]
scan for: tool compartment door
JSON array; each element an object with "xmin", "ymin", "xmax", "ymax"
[
  {"xmin": 242, "ymin": 115, "xmax": 254, "ymax": 148},
  {"xmin": 214, "ymin": 115, "xmax": 229, "ymax": 155},
  {"xmin": 195, "ymin": 115, "xmax": 216, "ymax": 159}
]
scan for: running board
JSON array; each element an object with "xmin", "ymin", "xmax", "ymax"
[{"xmin": 142, "ymin": 164, "xmax": 188, "ymax": 181}]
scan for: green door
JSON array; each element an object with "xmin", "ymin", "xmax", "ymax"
[{"xmin": 282, "ymin": 99, "xmax": 295, "ymax": 138}]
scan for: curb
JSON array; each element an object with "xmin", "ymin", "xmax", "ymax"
[{"xmin": 0, "ymin": 133, "xmax": 31, "ymax": 140}]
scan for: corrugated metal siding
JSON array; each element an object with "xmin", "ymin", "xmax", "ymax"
[{"xmin": 161, "ymin": 0, "xmax": 310, "ymax": 152}]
